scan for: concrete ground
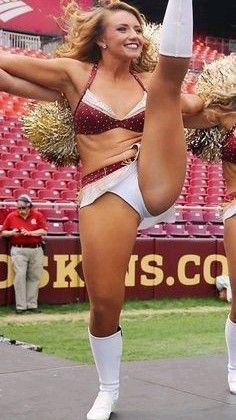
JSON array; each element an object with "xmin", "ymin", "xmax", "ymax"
[{"xmin": 0, "ymin": 342, "xmax": 235, "ymax": 420}]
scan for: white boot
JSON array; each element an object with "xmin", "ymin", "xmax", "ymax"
[
  {"xmin": 225, "ymin": 316, "xmax": 236, "ymax": 394},
  {"xmin": 160, "ymin": 0, "xmax": 193, "ymax": 58},
  {"xmin": 87, "ymin": 329, "xmax": 122, "ymax": 420}
]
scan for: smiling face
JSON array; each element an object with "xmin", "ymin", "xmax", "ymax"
[{"xmin": 98, "ymin": 10, "xmax": 144, "ymax": 60}]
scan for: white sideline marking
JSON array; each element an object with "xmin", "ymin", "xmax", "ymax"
[{"xmin": 0, "ymin": 306, "xmax": 229, "ymax": 324}]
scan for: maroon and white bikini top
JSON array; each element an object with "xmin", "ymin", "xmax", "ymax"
[{"xmin": 74, "ymin": 63, "xmax": 147, "ymax": 135}]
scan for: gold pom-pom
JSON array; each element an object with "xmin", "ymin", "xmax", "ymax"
[
  {"xmin": 22, "ymin": 97, "xmax": 79, "ymax": 167},
  {"xmin": 186, "ymin": 126, "xmax": 227, "ymax": 163},
  {"xmin": 196, "ymin": 54, "xmax": 236, "ymax": 107},
  {"xmin": 143, "ymin": 22, "xmax": 161, "ymax": 63}
]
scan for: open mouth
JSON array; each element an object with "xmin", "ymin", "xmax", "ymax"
[{"xmin": 124, "ymin": 43, "xmax": 140, "ymax": 50}]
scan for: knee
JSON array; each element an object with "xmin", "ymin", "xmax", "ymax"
[
  {"xmin": 90, "ymin": 298, "xmax": 121, "ymax": 335},
  {"xmin": 91, "ymin": 298, "xmax": 121, "ymax": 320},
  {"xmin": 144, "ymin": 191, "xmax": 175, "ymax": 217}
]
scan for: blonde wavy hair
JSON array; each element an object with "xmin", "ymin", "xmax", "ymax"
[
  {"xmin": 196, "ymin": 54, "xmax": 236, "ymax": 109},
  {"xmin": 56, "ymin": 0, "xmax": 157, "ymax": 72},
  {"xmin": 186, "ymin": 54, "xmax": 236, "ymax": 163}
]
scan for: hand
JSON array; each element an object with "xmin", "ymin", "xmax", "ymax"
[
  {"xmin": 12, "ymin": 228, "xmax": 21, "ymax": 236},
  {"xmin": 20, "ymin": 228, "xmax": 31, "ymax": 236}
]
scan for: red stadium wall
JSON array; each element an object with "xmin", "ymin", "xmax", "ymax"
[
  {"xmin": 0, "ymin": 0, "xmax": 93, "ymax": 35},
  {"xmin": 0, "ymin": 237, "xmax": 228, "ymax": 305}
]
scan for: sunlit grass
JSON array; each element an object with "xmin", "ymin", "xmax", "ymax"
[{"xmin": 0, "ymin": 297, "xmax": 229, "ymax": 364}]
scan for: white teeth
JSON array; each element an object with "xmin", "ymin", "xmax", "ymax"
[{"xmin": 125, "ymin": 44, "xmax": 138, "ymax": 49}]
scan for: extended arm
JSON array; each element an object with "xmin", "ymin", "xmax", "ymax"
[
  {"xmin": 0, "ymin": 53, "xmax": 71, "ymax": 90},
  {"xmin": 0, "ymin": 53, "xmax": 90, "ymax": 108},
  {"xmin": 0, "ymin": 69, "xmax": 59, "ymax": 101}
]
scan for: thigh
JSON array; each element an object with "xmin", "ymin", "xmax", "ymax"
[
  {"xmin": 28, "ymin": 248, "xmax": 44, "ymax": 279},
  {"xmin": 224, "ymin": 215, "xmax": 236, "ymax": 294},
  {"xmin": 138, "ymin": 58, "xmax": 187, "ymax": 215},
  {"xmin": 10, "ymin": 248, "xmax": 28, "ymax": 274},
  {"xmin": 79, "ymin": 192, "xmax": 139, "ymax": 306}
]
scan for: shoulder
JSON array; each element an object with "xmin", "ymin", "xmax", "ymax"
[
  {"xmin": 8, "ymin": 210, "xmax": 18, "ymax": 219},
  {"xmin": 181, "ymin": 94, "xmax": 204, "ymax": 114},
  {"xmin": 60, "ymin": 58, "xmax": 93, "ymax": 73},
  {"xmin": 3, "ymin": 211, "xmax": 17, "ymax": 224},
  {"xmin": 60, "ymin": 59, "xmax": 96, "ymax": 97},
  {"xmin": 31, "ymin": 209, "xmax": 44, "ymax": 218}
]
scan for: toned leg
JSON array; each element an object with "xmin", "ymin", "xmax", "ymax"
[
  {"xmin": 79, "ymin": 192, "xmax": 139, "ymax": 336},
  {"xmin": 79, "ymin": 193, "xmax": 139, "ymax": 419},
  {"xmin": 224, "ymin": 215, "xmax": 236, "ymax": 320},
  {"xmin": 139, "ymin": 0, "xmax": 192, "ymax": 215},
  {"xmin": 224, "ymin": 214, "xmax": 236, "ymax": 393}
]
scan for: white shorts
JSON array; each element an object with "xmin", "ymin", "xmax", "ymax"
[
  {"xmin": 222, "ymin": 200, "xmax": 236, "ymax": 224},
  {"xmin": 79, "ymin": 161, "xmax": 176, "ymax": 229}
]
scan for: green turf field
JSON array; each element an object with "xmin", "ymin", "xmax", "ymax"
[{"xmin": 0, "ymin": 297, "xmax": 230, "ymax": 364}]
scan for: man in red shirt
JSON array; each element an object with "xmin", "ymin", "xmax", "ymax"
[{"xmin": 2, "ymin": 195, "xmax": 47, "ymax": 314}]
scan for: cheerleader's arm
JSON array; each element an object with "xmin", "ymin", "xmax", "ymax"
[{"xmin": 0, "ymin": 68, "xmax": 59, "ymax": 101}]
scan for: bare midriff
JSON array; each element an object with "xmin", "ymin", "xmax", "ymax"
[
  {"xmin": 76, "ymin": 128, "xmax": 142, "ymax": 176},
  {"xmin": 222, "ymin": 161, "xmax": 236, "ymax": 198}
]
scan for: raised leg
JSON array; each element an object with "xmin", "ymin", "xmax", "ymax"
[{"xmin": 139, "ymin": 0, "xmax": 193, "ymax": 215}]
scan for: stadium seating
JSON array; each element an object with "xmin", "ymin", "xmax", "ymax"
[
  {"xmin": 0, "ymin": 188, "xmax": 13, "ymax": 199},
  {"xmin": 39, "ymin": 208, "xmax": 69, "ymax": 222},
  {"xmin": 47, "ymin": 222, "xmax": 67, "ymax": 236},
  {"xmin": 12, "ymin": 188, "xmax": 38, "ymax": 199},
  {"xmin": 187, "ymin": 223, "xmax": 211, "ymax": 237},
  {"xmin": 31, "ymin": 170, "xmax": 51, "ymax": 180},
  {"xmin": 203, "ymin": 209, "xmax": 222, "ymax": 224},
  {"xmin": 60, "ymin": 190, "xmax": 77, "ymax": 201},
  {"xmin": 67, "ymin": 180, "xmax": 78, "ymax": 190},
  {"xmin": 64, "ymin": 221, "xmax": 80, "ymax": 236},
  {"xmin": 189, "ymin": 178, "xmax": 208, "ymax": 188},
  {"xmin": 205, "ymin": 195, "xmax": 224, "ymax": 205},
  {"xmin": 52, "ymin": 172, "xmax": 74, "ymax": 181},
  {"xmin": 0, "ymin": 161, "xmax": 15, "ymax": 170},
  {"xmin": 22, "ymin": 179, "xmax": 45, "ymax": 190},
  {"xmin": 0, "ymin": 178, "xmax": 21, "ymax": 189},
  {"xmin": 45, "ymin": 180, "xmax": 68, "ymax": 191},
  {"xmin": 37, "ymin": 162, "xmax": 57, "ymax": 171},
  {"xmin": 37, "ymin": 190, "xmax": 61, "ymax": 201},
  {"xmin": 15, "ymin": 161, "xmax": 36, "ymax": 170},
  {"xmin": 7, "ymin": 169, "xmax": 29, "ymax": 180},
  {"xmin": 165, "ymin": 224, "xmax": 189, "ymax": 237},
  {"xmin": 182, "ymin": 209, "xmax": 204, "ymax": 224},
  {"xmin": 63, "ymin": 208, "xmax": 78, "ymax": 221},
  {"xmin": 186, "ymin": 194, "xmax": 205, "ymax": 205},
  {"xmin": 139, "ymin": 224, "xmax": 167, "ymax": 237},
  {"xmin": 207, "ymin": 224, "xmax": 224, "ymax": 237}
]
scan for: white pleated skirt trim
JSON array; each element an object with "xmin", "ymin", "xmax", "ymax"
[{"xmin": 78, "ymin": 161, "xmax": 176, "ymax": 229}]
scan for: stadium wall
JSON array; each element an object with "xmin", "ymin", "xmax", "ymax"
[{"xmin": 0, "ymin": 237, "xmax": 227, "ymax": 305}]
